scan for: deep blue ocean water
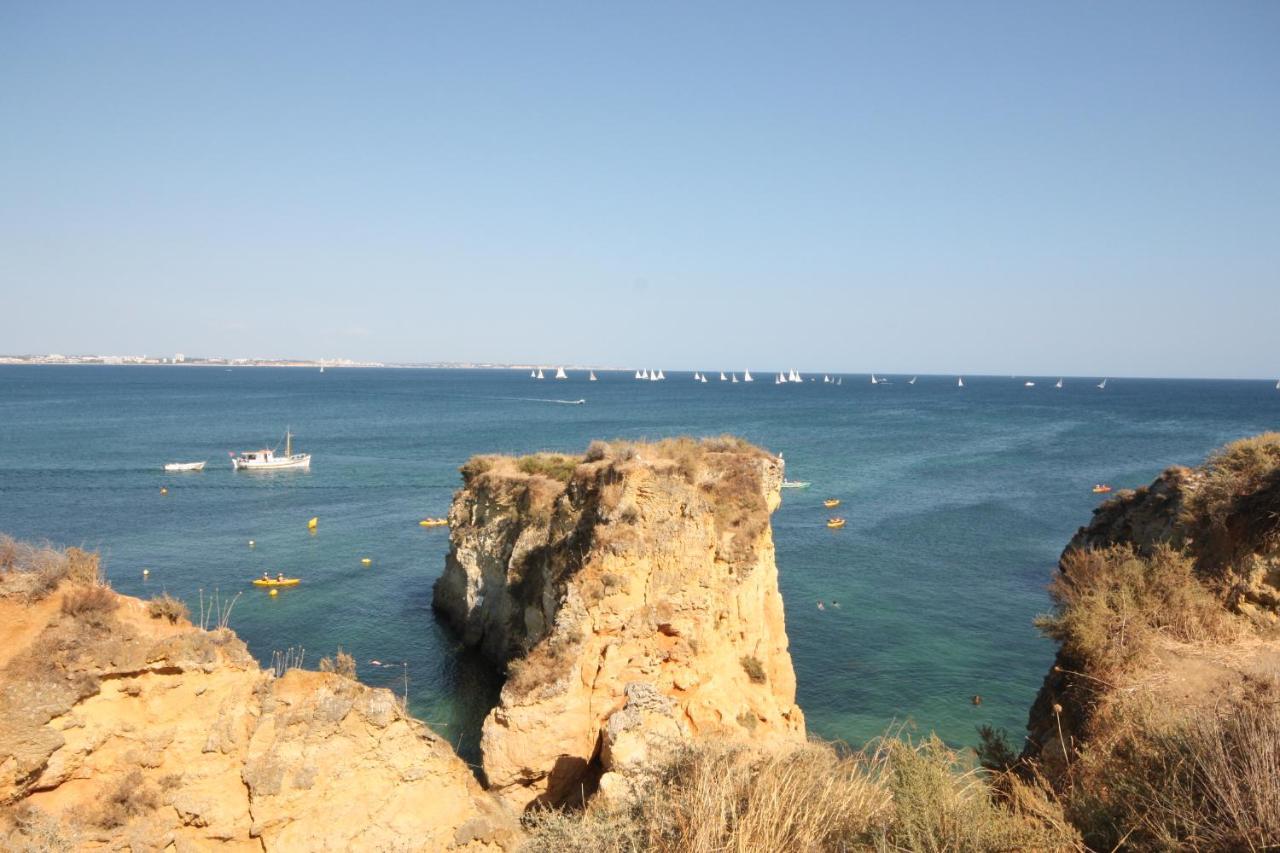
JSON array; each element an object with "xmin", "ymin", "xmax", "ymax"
[{"xmin": 2, "ymin": 366, "xmax": 1276, "ymax": 762}]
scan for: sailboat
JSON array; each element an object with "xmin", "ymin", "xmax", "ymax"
[
  {"xmin": 656, "ymin": 369, "xmax": 665, "ymax": 380},
  {"xmin": 731, "ymin": 373, "xmax": 738, "ymax": 383},
  {"xmin": 319, "ymin": 365, "xmax": 325, "ymax": 373},
  {"xmin": 530, "ymin": 369, "xmax": 537, "ymax": 379},
  {"xmin": 536, "ymin": 368, "xmax": 545, "ymax": 380},
  {"xmin": 634, "ymin": 370, "xmax": 643, "ymax": 380},
  {"xmin": 554, "ymin": 367, "xmax": 568, "ymax": 380},
  {"xmin": 836, "ymin": 377, "xmax": 842, "ymax": 385},
  {"xmin": 701, "ymin": 374, "xmax": 708, "ymax": 383},
  {"xmin": 958, "ymin": 377, "xmax": 964, "ymax": 388},
  {"xmin": 870, "ymin": 374, "xmax": 878, "ymax": 385},
  {"xmin": 823, "ymin": 375, "xmax": 830, "ymax": 383},
  {"xmin": 1055, "ymin": 378, "xmax": 1063, "ymax": 389},
  {"xmin": 776, "ymin": 373, "xmax": 786, "ymax": 384},
  {"xmin": 789, "ymin": 369, "xmax": 803, "ymax": 383},
  {"xmin": 1275, "ymin": 380, "xmax": 1279, "ymax": 390},
  {"xmin": 908, "ymin": 377, "xmax": 917, "ymax": 385},
  {"xmin": 743, "ymin": 370, "xmax": 753, "ymax": 382},
  {"xmin": 640, "ymin": 369, "xmax": 649, "ymax": 380},
  {"xmin": 1097, "ymin": 378, "xmax": 1107, "ymax": 390},
  {"xmin": 719, "ymin": 371, "xmax": 727, "ymax": 381},
  {"xmin": 589, "ymin": 371, "xmax": 597, "ymax": 382}
]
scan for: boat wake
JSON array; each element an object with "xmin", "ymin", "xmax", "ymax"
[{"xmin": 508, "ymin": 397, "xmax": 586, "ymax": 405}]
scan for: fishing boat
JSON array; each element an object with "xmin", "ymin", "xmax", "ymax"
[
  {"xmin": 554, "ymin": 367, "xmax": 568, "ymax": 380},
  {"xmin": 589, "ymin": 371, "xmax": 597, "ymax": 381},
  {"xmin": 781, "ymin": 479, "xmax": 810, "ymax": 489},
  {"xmin": 826, "ymin": 518, "xmax": 846, "ymax": 529},
  {"xmin": 824, "ymin": 498, "xmax": 840, "ymax": 508},
  {"xmin": 1056, "ymin": 378, "xmax": 1063, "ymax": 389},
  {"xmin": 163, "ymin": 461, "xmax": 206, "ymax": 472},
  {"xmin": 253, "ymin": 576, "xmax": 301, "ymax": 587},
  {"xmin": 743, "ymin": 370, "xmax": 753, "ymax": 382},
  {"xmin": 1092, "ymin": 484, "xmax": 1112, "ymax": 494},
  {"xmin": 231, "ymin": 430, "xmax": 311, "ymax": 471},
  {"xmin": 1097, "ymin": 378, "xmax": 1107, "ymax": 390}
]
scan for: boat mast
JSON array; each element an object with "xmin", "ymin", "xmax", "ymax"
[{"xmin": 285, "ymin": 429, "xmax": 292, "ymax": 458}]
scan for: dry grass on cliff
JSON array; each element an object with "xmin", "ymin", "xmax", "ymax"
[
  {"xmin": 522, "ymin": 738, "xmax": 1079, "ymax": 853},
  {"xmin": 1036, "ymin": 545, "xmax": 1243, "ymax": 679},
  {"xmin": 0, "ymin": 535, "xmax": 103, "ymax": 602},
  {"xmin": 1055, "ymin": 682, "xmax": 1280, "ymax": 851},
  {"xmin": 146, "ymin": 592, "xmax": 189, "ymax": 624}
]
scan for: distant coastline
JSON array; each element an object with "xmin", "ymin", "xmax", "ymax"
[{"xmin": 0, "ymin": 355, "xmax": 625, "ymax": 371}]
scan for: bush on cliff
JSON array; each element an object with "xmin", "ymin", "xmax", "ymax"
[
  {"xmin": 146, "ymin": 592, "xmax": 189, "ymax": 624},
  {"xmin": 0, "ymin": 535, "xmax": 103, "ymax": 602},
  {"xmin": 1035, "ymin": 544, "xmax": 1239, "ymax": 679},
  {"xmin": 521, "ymin": 737, "xmax": 1079, "ymax": 852}
]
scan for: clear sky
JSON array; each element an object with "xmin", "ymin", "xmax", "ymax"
[{"xmin": 2, "ymin": 2, "xmax": 1277, "ymax": 377}]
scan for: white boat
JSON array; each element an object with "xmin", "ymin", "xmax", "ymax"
[
  {"xmin": 789, "ymin": 369, "xmax": 803, "ymax": 383},
  {"xmin": 701, "ymin": 374, "xmax": 708, "ymax": 383},
  {"xmin": 776, "ymin": 373, "xmax": 785, "ymax": 384},
  {"xmin": 231, "ymin": 430, "xmax": 311, "ymax": 471},
  {"xmin": 163, "ymin": 461, "xmax": 206, "ymax": 472},
  {"xmin": 743, "ymin": 370, "xmax": 753, "ymax": 382},
  {"xmin": 554, "ymin": 367, "xmax": 568, "ymax": 380},
  {"xmin": 1025, "ymin": 381, "xmax": 1035, "ymax": 387},
  {"xmin": 656, "ymin": 369, "xmax": 665, "ymax": 380},
  {"xmin": 635, "ymin": 370, "xmax": 643, "ymax": 379},
  {"xmin": 1097, "ymin": 378, "xmax": 1107, "ymax": 390},
  {"xmin": 958, "ymin": 377, "xmax": 964, "ymax": 388},
  {"xmin": 1275, "ymin": 379, "xmax": 1279, "ymax": 390},
  {"xmin": 1055, "ymin": 378, "xmax": 1063, "ymax": 389},
  {"xmin": 536, "ymin": 368, "xmax": 545, "ymax": 380},
  {"xmin": 589, "ymin": 371, "xmax": 597, "ymax": 381},
  {"xmin": 731, "ymin": 373, "xmax": 738, "ymax": 383},
  {"xmin": 836, "ymin": 377, "xmax": 842, "ymax": 385},
  {"xmin": 823, "ymin": 375, "xmax": 830, "ymax": 383},
  {"xmin": 780, "ymin": 479, "xmax": 810, "ymax": 489},
  {"xmin": 870, "ymin": 374, "xmax": 878, "ymax": 385},
  {"xmin": 719, "ymin": 372, "xmax": 727, "ymax": 381},
  {"xmin": 908, "ymin": 377, "xmax": 917, "ymax": 385},
  {"xmin": 319, "ymin": 365, "xmax": 325, "ymax": 373},
  {"xmin": 530, "ymin": 370, "xmax": 537, "ymax": 378}
]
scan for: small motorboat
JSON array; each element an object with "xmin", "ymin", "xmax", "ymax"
[
  {"xmin": 823, "ymin": 499, "xmax": 841, "ymax": 508},
  {"xmin": 781, "ymin": 480, "xmax": 810, "ymax": 489},
  {"xmin": 163, "ymin": 461, "xmax": 206, "ymax": 472},
  {"xmin": 253, "ymin": 577, "xmax": 300, "ymax": 587},
  {"xmin": 1092, "ymin": 484, "xmax": 1113, "ymax": 494},
  {"xmin": 826, "ymin": 518, "xmax": 847, "ymax": 529},
  {"xmin": 419, "ymin": 518, "xmax": 449, "ymax": 527}
]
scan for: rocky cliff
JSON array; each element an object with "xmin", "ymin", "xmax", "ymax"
[
  {"xmin": 1023, "ymin": 434, "xmax": 1280, "ymax": 782},
  {"xmin": 0, "ymin": 542, "xmax": 518, "ymax": 851},
  {"xmin": 432, "ymin": 437, "xmax": 806, "ymax": 809}
]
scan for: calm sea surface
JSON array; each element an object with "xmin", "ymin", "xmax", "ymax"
[{"xmin": 2, "ymin": 366, "xmax": 1276, "ymax": 761}]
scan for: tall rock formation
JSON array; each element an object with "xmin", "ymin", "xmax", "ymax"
[{"xmin": 433, "ymin": 437, "xmax": 806, "ymax": 809}]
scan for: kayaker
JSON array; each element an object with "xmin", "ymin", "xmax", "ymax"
[
  {"xmin": 276, "ymin": 572, "xmax": 284, "ymax": 583},
  {"xmin": 261, "ymin": 572, "xmax": 269, "ymax": 581}
]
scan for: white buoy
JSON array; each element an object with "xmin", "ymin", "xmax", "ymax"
[
  {"xmin": 249, "ymin": 540, "xmax": 255, "ymax": 547},
  {"xmin": 142, "ymin": 569, "xmax": 150, "ymax": 576}
]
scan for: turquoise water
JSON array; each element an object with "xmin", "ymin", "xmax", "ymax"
[{"xmin": 2, "ymin": 366, "xmax": 1277, "ymax": 761}]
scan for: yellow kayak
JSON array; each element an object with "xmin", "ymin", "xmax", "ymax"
[
  {"xmin": 824, "ymin": 499, "xmax": 841, "ymax": 508},
  {"xmin": 253, "ymin": 578, "xmax": 301, "ymax": 587},
  {"xmin": 826, "ymin": 518, "xmax": 846, "ymax": 529},
  {"xmin": 419, "ymin": 518, "xmax": 448, "ymax": 527}
]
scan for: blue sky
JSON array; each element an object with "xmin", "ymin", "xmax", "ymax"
[{"xmin": 2, "ymin": 2, "xmax": 1277, "ymax": 376}]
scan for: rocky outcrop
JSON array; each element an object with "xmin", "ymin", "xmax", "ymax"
[
  {"xmin": 0, "ymin": 580, "xmax": 518, "ymax": 851},
  {"xmin": 1022, "ymin": 434, "xmax": 1280, "ymax": 780},
  {"xmin": 433, "ymin": 438, "xmax": 806, "ymax": 809}
]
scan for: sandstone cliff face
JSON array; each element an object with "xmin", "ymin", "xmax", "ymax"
[
  {"xmin": 0, "ymin": 579, "xmax": 517, "ymax": 851},
  {"xmin": 433, "ymin": 438, "xmax": 806, "ymax": 809},
  {"xmin": 1023, "ymin": 435, "xmax": 1280, "ymax": 778}
]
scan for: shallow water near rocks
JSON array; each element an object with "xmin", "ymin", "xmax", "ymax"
[{"xmin": 2, "ymin": 365, "xmax": 1276, "ymax": 762}]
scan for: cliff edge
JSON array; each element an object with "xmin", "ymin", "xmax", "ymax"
[
  {"xmin": 0, "ymin": 539, "xmax": 518, "ymax": 851},
  {"xmin": 432, "ymin": 437, "xmax": 806, "ymax": 809}
]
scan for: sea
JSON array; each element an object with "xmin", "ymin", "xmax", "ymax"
[{"xmin": 2, "ymin": 366, "xmax": 1276, "ymax": 763}]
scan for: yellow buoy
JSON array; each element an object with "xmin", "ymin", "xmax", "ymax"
[
  {"xmin": 269, "ymin": 588, "xmax": 278, "ymax": 597},
  {"xmin": 307, "ymin": 517, "xmax": 318, "ymax": 531},
  {"xmin": 160, "ymin": 487, "xmax": 168, "ymax": 495},
  {"xmin": 361, "ymin": 558, "xmax": 372, "ymax": 566}
]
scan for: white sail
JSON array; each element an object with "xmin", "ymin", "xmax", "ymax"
[
  {"xmin": 531, "ymin": 370, "xmax": 537, "ymax": 378},
  {"xmin": 958, "ymin": 377, "xmax": 964, "ymax": 387},
  {"xmin": 1097, "ymin": 378, "xmax": 1107, "ymax": 389},
  {"xmin": 870, "ymin": 374, "xmax": 878, "ymax": 385},
  {"xmin": 719, "ymin": 372, "xmax": 727, "ymax": 381},
  {"xmin": 640, "ymin": 369, "xmax": 649, "ymax": 380},
  {"xmin": 554, "ymin": 367, "xmax": 568, "ymax": 380},
  {"xmin": 823, "ymin": 375, "xmax": 829, "ymax": 383},
  {"xmin": 657, "ymin": 369, "xmax": 665, "ymax": 380},
  {"xmin": 701, "ymin": 375, "xmax": 708, "ymax": 383},
  {"xmin": 536, "ymin": 368, "xmax": 544, "ymax": 379},
  {"xmin": 693, "ymin": 372, "xmax": 700, "ymax": 381},
  {"xmin": 836, "ymin": 377, "xmax": 842, "ymax": 385},
  {"xmin": 731, "ymin": 373, "xmax": 738, "ymax": 383},
  {"xmin": 589, "ymin": 371, "xmax": 597, "ymax": 381},
  {"xmin": 908, "ymin": 377, "xmax": 917, "ymax": 385},
  {"xmin": 743, "ymin": 370, "xmax": 753, "ymax": 382},
  {"xmin": 1056, "ymin": 378, "xmax": 1063, "ymax": 389}
]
